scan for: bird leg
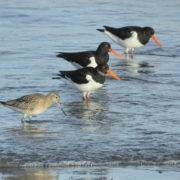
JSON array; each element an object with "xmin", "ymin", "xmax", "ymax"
[
  {"xmin": 83, "ymin": 92, "xmax": 90, "ymax": 101},
  {"xmin": 29, "ymin": 115, "xmax": 32, "ymax": 121},
  {"xmin": 86, "ymin": 92, "xmax": 90, "ymax": 100},
  {"xmin": 125, "ymin": 48, "xmax": 129, "ymax": 54},
  {"xmin": 130, "ymin": 48, "xmax": 134, "ymax": 55},
  {"xmin": 21, "ymin": 114, "xmax": 27, "ymax": 123},
  {"xmin": 83, "ymin": 92, "xmax": 87, "ymax": 101}
]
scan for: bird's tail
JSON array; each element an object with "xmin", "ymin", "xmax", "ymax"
[
  {"xmin": 56, "ymin": 52, "xmax": 64, "ymax": 58},
  {"xmin": 52, "ymin": 71, "xmax": 66, "ymax": 80},
  {"xmin": 97, "ymin": 29, "xmax": 105, "ymax": 32},
  {"xmin": 52, "ymin": 77, "xmax": 61, "ymax": 79},
  {"xmin": 97, "ymin": 25, "xmax": 114, "ymax": 32},
  {"xmin": 103, "ymin": 25, "xmax": 115, "ymax": 31},
  {"xmin": 0, "ymin": 101, "xmax": 5, "ymax": 105}
]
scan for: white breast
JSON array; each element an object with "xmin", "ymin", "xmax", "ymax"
[
  {"xmin": 87, "ymin": 57, "xmax": 98, "ymax": 68},
  {"xmin": 70, "ymin": 56, "xmax": 97, "ymax": 69},
  {"xmin": 75, "ymin": 74, "xmax": 103, "ymax": 92},
  {"xmin": 104, "ymin": 30, "xmax": 143, "ymax": 48}
]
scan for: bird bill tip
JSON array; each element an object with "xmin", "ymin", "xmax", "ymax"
[
  {"xmin": 106, "ymin": 70, "xmax": 120, "ymax": 81},
  {"xmin": 151, "ymin": 35, "xmax": 162, "ymax": 48},
  {"xmin": 109, "ymin": 48, "xmax": 124, "ymax": 59},
  {"xmin": 56, "ymin": 102, "xmax": 66, "ymax": 115}
]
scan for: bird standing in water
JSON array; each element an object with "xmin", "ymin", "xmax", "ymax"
[
  {"xmin": 53, "ymin": 64, "xmax": 120, "ymax": 101},
  {"xmin": 97, "ymin": 26, "xmax": 162, "ymax": 54},
  {"xmin": 0, "ymin": 92, "xmax": 66, "ymax": 122},
  {"xmin": 56, "ymin": 42, "xmax": 124, "ymax": 69}
]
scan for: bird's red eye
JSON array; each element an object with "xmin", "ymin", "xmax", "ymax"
[
  {"xmin": 105, "ymin": 44, "xmax": 108, "ymax": 48},
  {"xmin": 102, "ymin": 65, "xmax": 106, "ymax": 69}
]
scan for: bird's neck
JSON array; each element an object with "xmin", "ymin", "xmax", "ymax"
[
  {"xmin": 96, "ymin": 50, "xmax": 107, "ymax": 56},
  {"xmin": 46, "ymin": 96, "xmax": 53, "ymax": 107},
  {"xmin": 97, "ymin": 69, "xmax": 106, "ymax": 77}
]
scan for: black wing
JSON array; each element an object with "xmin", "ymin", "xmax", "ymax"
[
  {"xmin": 56, "ymin": 51, "xmax": 95, "ymax": 67},
  {"xmin": 104, "ymin": 25, "xmax": 140, "ymax": 40},
  {"xmin": 58, "ymin": 67, "xmax": 95, "ymax": 84}
]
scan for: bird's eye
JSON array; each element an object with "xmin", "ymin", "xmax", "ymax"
[
  {"xmin": 102, "ymin": 65, "xmax": 106, "ymax": 69},
  {"xmin": 104, "ymin": 44, "xmax": 108, "ymax": 48}
]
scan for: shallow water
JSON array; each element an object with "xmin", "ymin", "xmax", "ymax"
[
  {"xmin": 0, "ymin": 0, "xmax": 180, "ymax": 171},
  {"xmin": 1, "ymin": 166, "xmax": 180, "ymax": 180}
]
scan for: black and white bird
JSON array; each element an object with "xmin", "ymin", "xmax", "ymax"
[
  {"xmin": 97, "ymin": 26, "xmax": 162, "ymax": 54},
  {"xmin": 53, "ymin": 64, "xmax": 120, "ymax": 101},
  {"xmin": 56, "ymin": 42, "xmax": 124, "ymax": 69}
]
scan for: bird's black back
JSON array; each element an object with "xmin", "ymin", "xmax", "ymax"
[
  {"xmin": 56, "ymin": 51, "xmax": 94, "ymax": 67},
  {"xmin": 104, "ymin": 26, "xmax": 154, "ymax": 44},
  {"xmin": 57, "ymin": 66, "xmax": 106, "ymax": 84}
]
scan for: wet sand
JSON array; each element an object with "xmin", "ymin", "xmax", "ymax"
[{"xmin": 0, "ymin": 165, "xmax": 180, "ymax": 180}]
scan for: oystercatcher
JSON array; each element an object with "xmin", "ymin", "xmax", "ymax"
[
  {"xmin": 0, "ymin": 92, "xmax": 66, "ymax": 122},
  {"xmin": 53, "ymin": 64, "xmax": 120, "ymax": 101},
  {"xmin": 97, "ymin": 26, "xmax": 162, "ymax": 54},
  {"xmin": 56, "ymin": 42, "xmax": 124, "ymax": 69}
]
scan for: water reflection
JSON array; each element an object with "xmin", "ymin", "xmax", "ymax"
[
  {"xmin": 5, "ymin": 124, "xmax": 55, "ymax": 149},
  {"xmin": 125, "ymin": 53, "xmax": 135, "ymax": 61},
  {"xmin": 135, "ymin": 48, "xmax": 177, "ymax": 58},
  {"xmin": 1, "ymin": 169, "xmax": 59, "ymax": 180},
  {"xmin": 112, "ymin": 59, "xmax": 155, "ymax": 74},
  {"xmin": 113, "ymin": 56, "xmax": 153, "ymax": 67},
  {"xmin": 67, "ymin": 100, "xmax": 105, "ymax": 121},
  {"xmin": 20, "ymin": 124, "xmax": 52, "ymax": 137},
  {"xmin": 7, "ymin": 123, "xmax": 52, "ymax": 137},
  {"xmin": 0, "ymin": 167, "xmax": 110, "ymax": 180}
]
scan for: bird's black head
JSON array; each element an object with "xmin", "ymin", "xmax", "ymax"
[
  {"xmin": 97, "ymin": 63, "xmax": 109, "ymax": 75},
  {"xmin": 96, "ymin": 63, "xmax": 120, "ymax": 80},
  {"xmin": 97, "ymin": 42, "xmax": 111, "ymax": 53},
  {"xmin": 143, "ymin": 27, "xmax": 155, "ymax": 36}
]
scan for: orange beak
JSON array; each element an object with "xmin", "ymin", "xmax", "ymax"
[
  {"xmin": 109, "ymin": 48, "xmax": 124, "ymax": 60},
  {"xmin": 106, "ymin": 70, "xmax": 120, "ymax": 80},
  {"xmin": 151, "ymin": 35, "xmax": 162, "ymax": 48}
]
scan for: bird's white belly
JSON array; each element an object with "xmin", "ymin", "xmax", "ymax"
[
  {"xmin": 104, "ymin": 30, "xmax": 143, "ymax": 48},
  {"xmin": 61, "ymin": 74, "xmax": 103, "ymax": 93},
  {"xmin": 75, "ymin": 75, "xmax": 103, "ymax": 92},
  {"xmin": 76, "ymin": 82, "xmax": 103, "ymax": 93},
  {"xmin": 120, "ymin": 36, "xmax": 143, "ymax": 48}
]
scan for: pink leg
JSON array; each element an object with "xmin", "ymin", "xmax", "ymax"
[
  {"xmin": 83, "ymin": 92, "xmax": 90, "ymax": 101},
  {"xmin": 131, "ymin": 49, "xmax": 134, "ymax": 55}
]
